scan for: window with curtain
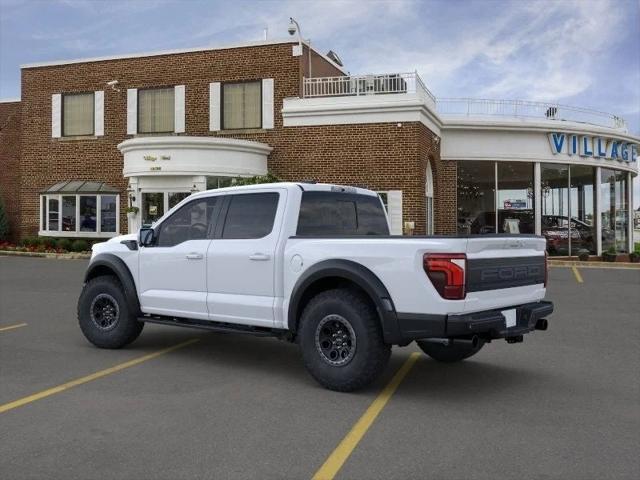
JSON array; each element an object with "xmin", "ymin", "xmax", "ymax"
[
  {"xmin": 63, "ymin": 93, "xmax": 94, "ymax": 136},
  {"xmin": 138, "ymin": 88, "xmax": 175, "ymax": 133},
  {"xmin": 222, "ymin": 81, "xmax": 261, "ymax": 129}
]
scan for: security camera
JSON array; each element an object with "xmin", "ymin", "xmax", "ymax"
[
  {"xmin": 106, "ymin": 80, "xmax": 120, "ymax": 92},
  {"xmin": 288, "ymin": 18, "xmax": 297, "ymax": 36}
]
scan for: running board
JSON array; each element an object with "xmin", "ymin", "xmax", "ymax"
[{"xmin": 138, "ymin": 315, "xmax": 286, "ymax": 338}]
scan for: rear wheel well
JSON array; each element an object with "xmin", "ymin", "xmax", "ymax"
[{"xmin": 293, "ymin": 277, "xmax": 378, "ymax": 335}]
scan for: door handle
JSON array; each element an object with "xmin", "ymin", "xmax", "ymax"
[
  {"xmin": 185, "ymin": 253, "xmax": 203, "ymax": 260},
  {"xmin": 249, "ymin": 253, "xmax": 271, "ymax": 261}
]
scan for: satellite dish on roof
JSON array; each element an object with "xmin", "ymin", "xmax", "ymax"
[{"xmin": 326, "ymin": 50, "xmax": 343, "ymax": 67}]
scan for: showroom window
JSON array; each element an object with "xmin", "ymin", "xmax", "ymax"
[
  {"xmin": 497, "ymin": 162, "xmax": 535, "ymax": 234},
  {"xmin": 138, "ymin": 87, "xmax": 175, "ymax": 133},
  {"xmin": 601, "ymin": 168, "xmax": 628, "ymax": 253},
  {"xmin": 222, "ymin": 81, "xmax": 261, "ymax": 130},
  {"xmin": 457, "ymin": 161, "xmax": 496, "ymax": 234},
  {"xmin": 62, "ymin": 92, "xmax": 94, "ymax": 136},
  {"xmin": 39, "ymin": 181, "xmax": 120, "ymax": 237}
]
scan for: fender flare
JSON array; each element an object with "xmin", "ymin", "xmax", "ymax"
[
  {"xmin": 84, "ymin": 253, "xmax": 141, "ymax": 315},
  {"xmin": 287, "ymin": 259, "xmax": 404, "ymax": 344}
]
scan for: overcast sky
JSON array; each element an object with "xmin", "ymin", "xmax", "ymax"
[{"xmin": 1, "ymin": 0, "xmax": 638, "ymax": 205}]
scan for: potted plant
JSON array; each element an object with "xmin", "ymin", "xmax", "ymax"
[
  {"xmin": 577, "ymin": 249, "xmax": 589, "ymax": 262},
  {"xmin": 602, "ymin": 245, "xmax": 617, "ymax": 262},
  {"xmin": 629, "ymin": 244, "xmax": 640, "ymax": 263},
  {"xmin": 126, "ymin": 206, "xmax": 139, "ymax": 219}
]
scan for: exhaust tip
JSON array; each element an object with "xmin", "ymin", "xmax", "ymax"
[{"xmin": 535, "ymin": 318, "xmax": 549, "ymax": 331}]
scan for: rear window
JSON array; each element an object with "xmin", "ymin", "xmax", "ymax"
[
  {"xmin": 296, "ymin": 192, "xmax": 389, "ymax": 236},
  {"xmin": 222, "ymin": 192, "xmax": 279, "ymax": 239}
]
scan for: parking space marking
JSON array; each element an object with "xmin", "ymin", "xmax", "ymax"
[
  {"xmin": 0, "ymin": 338, "xmax": 199, "ymax": 414},
  {"xmin": 0, "ymin": 323, "xmax": 28, "ymax": 333},
  {"xmin": 312, "ymin": 352, "xmax": 421, "ymax": 480},
  {"xmin": 571, "ymin": 266, "xmax": 584, "ymax": 283}
]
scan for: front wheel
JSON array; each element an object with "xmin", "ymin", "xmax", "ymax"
[
  {"xmin": 416, "ymin": 339, "xmax": 485, "ymax": 363},
  {"xmin": 298, "ymin": 289, "xmax": 391, "ymax": 392},
  {"xmin": 78, "ymin": 276, "xmax": 143, "ymax": 349}
]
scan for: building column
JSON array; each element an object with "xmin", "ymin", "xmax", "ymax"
[
  {"xmin": 534, "ymin": 162, "xmax": 541, "ymax": 235},
  {"xmin": 628, "ymin": 171, "xmax": 634, "ymax": 253},
  {"xmin": 595, "ymin": 167, "xmax": 602, "ymax": 256}
]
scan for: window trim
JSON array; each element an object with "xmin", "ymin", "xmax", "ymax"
[
  {"xmin": 61, "ymin": 91, "xmax": 95, "ymax": 137},
  {"xmin": 39, "ymin": 193, "xmax": 120, "ymax": 238},
  {"xmin": 136, "ymin": 86, "xmax": 176, "ymax": 134},
  {"xmin": 220, "ymin": 80, "xmax": 263, "ymax": 131}
]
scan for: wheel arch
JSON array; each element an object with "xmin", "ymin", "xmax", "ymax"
[
  {"xmin": 84, "ymin": 254, "xmax": 141, "ymax": 315},
  {"xmin": 288, "ymin": 259, "xmax": 403, "ymax": 344}
]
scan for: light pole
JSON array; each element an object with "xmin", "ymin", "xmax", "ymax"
[{"xmin": 288, "ymin": 17, "xmax": 311, "ymax": 95}]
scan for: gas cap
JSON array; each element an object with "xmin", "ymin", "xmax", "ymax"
[{"xmin": 290, "ymin": 254, "xmax": 303, "ymax": 273}]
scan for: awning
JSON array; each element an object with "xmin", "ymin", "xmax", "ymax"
[{"xmin": 41, "ymin": 180, "xmax": 120, "ymax": 194}]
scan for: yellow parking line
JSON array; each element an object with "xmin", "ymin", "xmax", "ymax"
[
  {"xmin": 571, "ymin": 266, "xmax": 584, "ymax": 283},
  {"xmin": 0, "ymin": 323, "xmax": 27, "ymax": 333},
  {"xmin": 312, "ymin": 352, "xmax": 421, "ymax": 480},
  {"xmin": 0, "ymin": 338, "xmax": 199, "ymax": 414}
]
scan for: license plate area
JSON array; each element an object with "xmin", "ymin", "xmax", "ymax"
[{"xmin": 502, "ymin": 308, "xmax": 517, "ymax": 328}]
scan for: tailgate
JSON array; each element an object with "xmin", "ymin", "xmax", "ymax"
[{"xmin": 463, "ymin": 236, "xmax": 547, "ymax": 313}]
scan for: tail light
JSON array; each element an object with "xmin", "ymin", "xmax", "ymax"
[
  {"xmin": 423, "ymin": 253, "xmax": 467, "ymax": 300},
  {"xmin": 544, "ymin": 251, "xmax": 548, "ymax": 287}
]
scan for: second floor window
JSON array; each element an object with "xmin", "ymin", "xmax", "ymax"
[
  {"xmin": 138, "ymin": 87, "xmax": 175, "ymax": 133},
  {"xmin": 63, "ymin": 92, "xmax": 94, "ymax": 136},
  {"xmin": 223, "ymin": 81, "xmax": 261, "ymax": 130}
]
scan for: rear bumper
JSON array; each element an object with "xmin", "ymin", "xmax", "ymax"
[{"xmin": 393, "ymin": 301, "xmax": 553, "ymax": 344}]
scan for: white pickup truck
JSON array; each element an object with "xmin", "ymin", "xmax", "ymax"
[{"xmin": 78, "ymin": 182, "xmax": 552, "ymax": 391}]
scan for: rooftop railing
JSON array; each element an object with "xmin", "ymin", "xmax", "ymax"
[
  {"xmin": 436, "ymin": 98, "xmax": 627, "ymax": 130},
  {"xmin": 301, "ymin": 73, "xmax": 627, "ymax": 131},
  {"xmin": 303, "ymin": 72, "xmax": 436, "ymax": 105}
]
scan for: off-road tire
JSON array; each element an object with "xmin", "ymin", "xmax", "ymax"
[
  {"xmin": 298, "ymin": 288, "xmax": 391, "ymax": 392},
  {"xmin": 416, "ymin": 339, "xmax": 485, "ymax": 363},
  {"xmin": 78, "ymin": 276, "xmax": 143, "ymax": 349}
]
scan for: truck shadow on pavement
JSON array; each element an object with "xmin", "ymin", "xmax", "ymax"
[{"xmin": 114, "ymin": 328, "xmax": 549, "ymax": 397}]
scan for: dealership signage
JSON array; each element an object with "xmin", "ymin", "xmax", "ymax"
[{"xmin": 548, "ymin": 132, "xmax": 638, "ymax": 163}]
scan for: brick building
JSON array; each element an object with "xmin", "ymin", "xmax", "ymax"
[{"xmin": 0, "ymin": 38, "xmax": 638, "ymax": 255}]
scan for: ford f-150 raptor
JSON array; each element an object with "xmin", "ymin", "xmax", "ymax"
[{"xmin": 78, "ymin": 182, "xmax": 553, "ymax": 391}]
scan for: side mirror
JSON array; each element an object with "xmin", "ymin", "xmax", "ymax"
[{"xmin": 139, "ymin": 228, "xmax": 156, "ymax": 247}]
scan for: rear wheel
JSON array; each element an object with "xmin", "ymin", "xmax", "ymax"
[
  {"xmin": 298, "ymin": 289, "xmax": 390, "ymax": 392},
  {"xmin": 416, "ymin": 339, "xmax": 485, "ymax": 363},
  {"xmin": 78, "ymin": 276, "xmax": 143, "ymax": 348}
]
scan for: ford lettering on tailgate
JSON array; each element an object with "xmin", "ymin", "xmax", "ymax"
[{"xmin": 466, "ymin": 256, "xmax": 545, "ymax": 292}]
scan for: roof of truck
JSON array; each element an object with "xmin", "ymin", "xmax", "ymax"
[{"xmin": 190, "ymin": 182, "xmax": 378, "ymax": 198}]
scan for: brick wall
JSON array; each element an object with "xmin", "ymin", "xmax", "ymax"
[
  {"xmin": 18, "ymin": 42, "xmax": 303, "ymax": 238},
  {"xmin": 0, "ymin": 101, "xmax": 21, "ymax": 241},
  {"xmin": 15, "ymin": 41, "xmax": 448, "ymax": 239}
]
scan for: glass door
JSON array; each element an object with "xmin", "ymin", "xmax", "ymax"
[{"xmin": 142, "ymin": 192, "xmax": 165, "ymax": 227}]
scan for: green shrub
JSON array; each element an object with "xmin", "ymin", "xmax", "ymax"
[
  {"xmin": 635, "ymin": 243, "xmax": 640, "ymax": 254},
  {"xmin": 57, "ymin": 238, "xmax": 72, "ymax": 251},
  {"xmin": 20, "ymin": 236, "xmax": 39, "ymax": 247},
  {"xmin": 42, "ymin": 237, "xmax": 58, "ymax": 249},
  {"xmin": 71, "ymin": 239, "xmax": 89, "ymax": 252},
  {"xmin": 231, "ymin": 173, "xmax": 280, "ymax": 186}
]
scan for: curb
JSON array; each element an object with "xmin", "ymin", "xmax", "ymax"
[
  {"xmin": 549, "ymin": 260, "xmax": 640, "ymax": 269},
  {"xmin": 0, "ymin": 250, "xmax": 91, "ymax": 260}
]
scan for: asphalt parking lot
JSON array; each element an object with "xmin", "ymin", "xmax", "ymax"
[{"xmin": 1, "ymin": 256, "xmax": 639, "ymax": 480}]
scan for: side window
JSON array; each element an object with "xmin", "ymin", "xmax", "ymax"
[
  {"xmin": 222, "ymin": 193, "xmax": 279, "ymax": 239},
  {"xmin": 297, "ymin": 192, "xmax": 389, "ymax": 236},
  {"xmin": 156, "ymin": 197, "xmax": 217, "ymax": 247}
]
